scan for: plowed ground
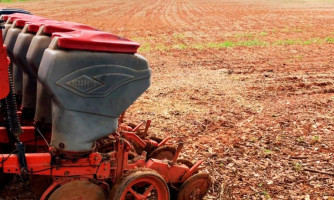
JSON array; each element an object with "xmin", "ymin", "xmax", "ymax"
[{"xmin": 1, "ymin": 0, "xmax": 334, "ymax": 199}]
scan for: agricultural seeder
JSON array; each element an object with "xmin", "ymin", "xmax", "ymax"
[{"xmin": 0, "ymin": 9, "xmax": 211, "ymax": 200}]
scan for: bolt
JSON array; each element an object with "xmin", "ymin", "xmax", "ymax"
[
  {"xmin": 64, "ymin": 171, "xmax": 69, "ymax": 176},
  {"xmin": 59, "ymin": 143, "xmax": 65, "ymax": 149}
]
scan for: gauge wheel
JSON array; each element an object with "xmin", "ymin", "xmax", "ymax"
[
  {"xmin": 48, "ymin": 180, "xmax": 107, "ymax": 200},
  {"xmin": 110, "ymin": 168, "xmax": 170, "ymax": 200},
  {"xmin": 177, "ymin": 173, "xmax": 211, "ymax": 200}
]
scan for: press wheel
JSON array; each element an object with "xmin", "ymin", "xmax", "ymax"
[
  {"xmin": 110, "ymin": 168, "xmax": 170, "ymax": 200},
  {"xmin": 177, "ymin": 173, "xmax": 211, "ymax": 200},
  {"xmin": 148, "ymin": 135, "xmax": 163, "ymax": 143},
  {"xmin": 48, "ymin": 180, "xmax": 107, "ymax": 200},
  {"xmin": 148, "ymin": 146, "xmax": 176, "ymax": 160},
  {"xmin": 177, "ymin": 159, "xmax": 194, "ymax": 168}
]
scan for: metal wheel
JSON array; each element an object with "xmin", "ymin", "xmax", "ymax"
[
  {"xmin": 48, "ymin": 180, "xmax": 107, "ymax": 200},
  {"xmin": 148, "ymin": 146, "xmax": 176, "ymax": 160},
  {"xmin": 110, "ymin": 168, "xmax": 170, "ymax": 200},
  {"xmin": 177, "ymin": 173, "xmax": 211, "ymax": 200}
]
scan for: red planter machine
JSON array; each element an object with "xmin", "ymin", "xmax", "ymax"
[{"xmin": 0, "ymin": 13, "xmax": 211, "ymax": 200}]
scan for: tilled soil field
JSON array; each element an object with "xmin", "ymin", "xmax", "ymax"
[{"xmin": 1, "ymin": 0, "xmax": 334, "ymax": 199}]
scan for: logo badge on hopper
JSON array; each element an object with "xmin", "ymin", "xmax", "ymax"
[
  {"xmin": 56, "ymin": 65, "xmax": 139, "ymax": 97},
  {"xmin": 65, "ymin": 75, "xmax": 102, "ymax": 93}
]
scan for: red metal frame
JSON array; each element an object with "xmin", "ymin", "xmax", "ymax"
[
  {"xmin": 0, "ymin": 126, "xmax": 50, "ymax": 145},
  {"xmin": 118, "ymin": 120, "xmax": 171, "ymax": 149},
  {"xmin": 0, "ymin": 132, "xmax": 202, "ymax": 198}
]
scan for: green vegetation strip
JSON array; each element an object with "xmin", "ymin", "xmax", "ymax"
[
  {"xmin": 139, "ymin": 37, "xmax": 334, "ymax": 52},
  {"xmin": 0, "ymin": 0, "xmax": 27, "ymax": 2}
]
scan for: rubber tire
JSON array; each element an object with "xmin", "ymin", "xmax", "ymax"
[
  {"xmin": 110, "ymin": 168, "xmax": 170, "ymax": 200},
  {"xmin": 177, "ymin": 173, "xmax": 211, "ymax": 200}
]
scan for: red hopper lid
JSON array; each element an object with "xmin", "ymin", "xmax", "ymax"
[
  {"xmin": 27, "ymin": 20, "xmax": 59, "ymax": 33},
  {"xmin": 43, "ymin": 21, "xmax": 97, "ymax": 34},
  {"xmin": 15, "ymin": 17, "xmax": 48, "ymax": 28},
  {"xmin": 52, "ymin": 30, "xmax": 140, "ymax": 53},
  {"xmin": 9, "ymin": 13, "xmax": 41, "ymax": 23},
  {"xmin": 2, "ymin": 13, "xmax": 30, "ymax": 22}
]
